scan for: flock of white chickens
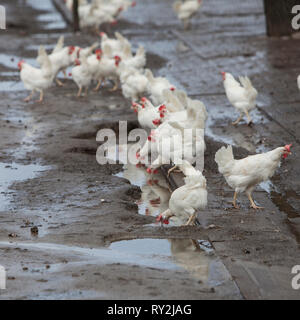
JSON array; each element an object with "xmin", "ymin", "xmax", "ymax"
[{"xmin": 18, "ymin": 0, "xmax": 293, "ymax": 227}]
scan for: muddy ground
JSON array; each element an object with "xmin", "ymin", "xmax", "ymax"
[{"xmin": 0, "ymin": 0, "xmax": 299, "ymax": 299}]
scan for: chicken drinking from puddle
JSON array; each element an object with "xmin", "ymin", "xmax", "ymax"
[
  {"xmin": 222, "ymin": 72, "xmax": 258, "ymax": 125},
  {"xmin": 157, "ymin": 165, "xmax": 207, "ymax": 226},
  {"xmin": 215, "ymin": 144, "xmax": 292, "ymax": 209}
]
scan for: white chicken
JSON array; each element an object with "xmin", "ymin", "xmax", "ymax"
[
  {"xmin": 66, "ymin": 0, "xmax": 115, "ymax": 30},
  {"xmin": 222, "ymin": 72, "xmax": 258, "ymax": 125},
  {"xmin": 75, "ymin": 42, "xmax": 99, "ymax": 60},
  {"xmin": 156, "ymin": 171, "xmax": 207, "ymax": 225},
  {"xmin": 139, "ymin": 99, "xmax": 206, "ymax": 174},
  {"xmin": 19, "ymin": 46, "xmax": 53, "ymax": 103},
  {"xmin": 100, "ymin": 32, "xmax": 130, "ymax": 58},
  {"xmin": 71, "ymin": 57, "xmax": 93, "ymax": 97},
  {"xmin": 173, "ymin": 0, "xmax": 203, "ymax": 30},
  {"xmin": 36, "ymin": 41, "xmax": 79, "ymax": 87},
  {"xmin": 93, "ymin": 52, "xmax": 121, "ymax": 92},
  {"xmin": 215, "ymin": 144, "xmax": 292, "ymax": 209},
  {"xmin": 145, "ymin": 69, "xmax": 176, "ymax": 105},
  {"xmin": 120, "ymin": 45, "xmax": 146, "ymax": 70},
  {"xmin": 131, "ymin": 98, "xmax": 166, "ymax": 129},
  {"xmin": 119, "ymin": 66, "xmax": 149, "ymax": 102}
]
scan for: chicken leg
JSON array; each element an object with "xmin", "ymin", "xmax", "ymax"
[
  {"xmin": 77, "ymin": 86, "xmax": 83, "ymax": 98},
  {"xmin": 24, "ymin": 90, "xmax": 34, "ymax": 102},
  {"xmin": 62, "ymin": 69, "xmax": 67, "ymax": 79},
  {"xmin": 35, "ymin": 90, "xmax": 44, "ymax": 103},
  {"xmin": 232, "ymin": 191, "xmax": 240, "ymax": 209},
  {"xmin": 185, "ymin": 213, "xmax": 196, "ymax": 226},
  {"xmin": 247, "ymin": 192, "xmax": 264, "ymax": 210},
  {"xmin": 83, "ymin": 87, "xmax": 88, "ymax": 97},
  {"xmin": 232, "ymin": 114, "xmax": 243, "ymax": 125},
  {"xmin": 93, "ymin": 79, "xmax": 103, "ymax": 92},
  {"xmin": 56, "ymin": 78, "xmax": 64, "ymax": 87},
  {"xmin": 245, "ymin": 110, "xmax": 252, "ymax": 125},
  {"xmin": 109, "ymin": 80, "xmax": 119, "ymax": 92}
]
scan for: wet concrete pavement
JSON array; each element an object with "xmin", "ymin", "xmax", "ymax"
[{"xmin": 0, "ymin": 0, "xmax": 299, "ymax": 299}]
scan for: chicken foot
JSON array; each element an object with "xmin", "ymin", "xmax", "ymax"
[
  {"xmin": 93, "ymin": 79, "xmax": 103, "ymax": 92},
  {"xmin": 109, "ymin": 80, "xmax": 119, "ymax": 92},
  {"xmin": 35, "ymin": 90, "xmax": 44, "ymax": 103},
  {"xmin": 247, "ymin": 192, "xmax": 264, "ymax": 210},
  {"xmin": 232, "ymin": 114, "xmax": 243, "ymax": 125},
  {"xmin": 245, "ymin": 110, "xmax": 252, "ymax": 125},
  {"xmin": 24, "ymin": 90, "xmax": 34, "ymax": 102}
]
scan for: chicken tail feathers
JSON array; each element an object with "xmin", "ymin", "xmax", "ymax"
[
  {"xmin": 239, "ymin": 76, "xmax": 258, "ymax": 101},
  {"xmin": 52, "ymin": 35, "xmax": 64, "ymax": 55},
  {"xmin": 145, "ymin": 69, "xmax": 154, "ymax": 83},
  {"xmin": 215, "ymin": 145, "xmax": 234, "ymax": 173},
  {"xmin": 38, "ymin": 45, "xmax": 52, "ymax": 78}
]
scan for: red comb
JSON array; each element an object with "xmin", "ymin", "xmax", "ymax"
[{"xmin": 284, "ymin": 144, "xmax": 292, "ymax": 152}]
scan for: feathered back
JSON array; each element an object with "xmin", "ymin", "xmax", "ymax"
[
  {"xmin": 188, "ymin": 100, "xmax": 207, "ymax": 122},
  {"xmin": 184, "ymin": 172, "xmax": 206, "ymax": 189},
  {"xmin": 175, "ymin": 90, "xmax": 188, "ymax": 108},
  {"xmin": 224, "ymin": 72, "xmax": 241, "ymax": 88},
  {"xmin": 215, "ymin": 145, "xmax": 234, "ymax": 174},
  {"xmin": 102, "ymin": 44, "xmax": 112, "ymax": 57},
  {"xmin": 163, "ymin": 89, "xmax": 184, "ymax": 112},
  {"xmin": 122, "ymin": 42, "xmax": 132, "ymax": 59}
]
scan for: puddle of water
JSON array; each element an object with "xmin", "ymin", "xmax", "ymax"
[
  {"xmin": 0, "ymin": 71, "xmax": 19, "ymax": 77},
  {"xmin": 0, "ymin": 162, "xmax": 51, "ymax": 211},
  {"xmin": 0, "ymin": 54, "xmax": 34, "ymax": 70},
  {"xmin": 206, "ymin": 104, "xmax": 269, "ymax": 153},
  {"xmin": 107, "ymin": 144, "xmax": 171, "ymax": 217},
  {"xmin": 0, "ymin": 238, "xmax": 230, "ymax": 286},
  {"xmin": 0, "ymin": 81, "xmax": 25, "ymax": 91}
]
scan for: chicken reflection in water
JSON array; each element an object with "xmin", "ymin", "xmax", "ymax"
[
  {"xmin": 115, "ymin": 160, "xmax": 171, "ymax": 217},
  {"xmin": 169, "ymin": 238, "xmax": 221, "ymax": 284}
]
